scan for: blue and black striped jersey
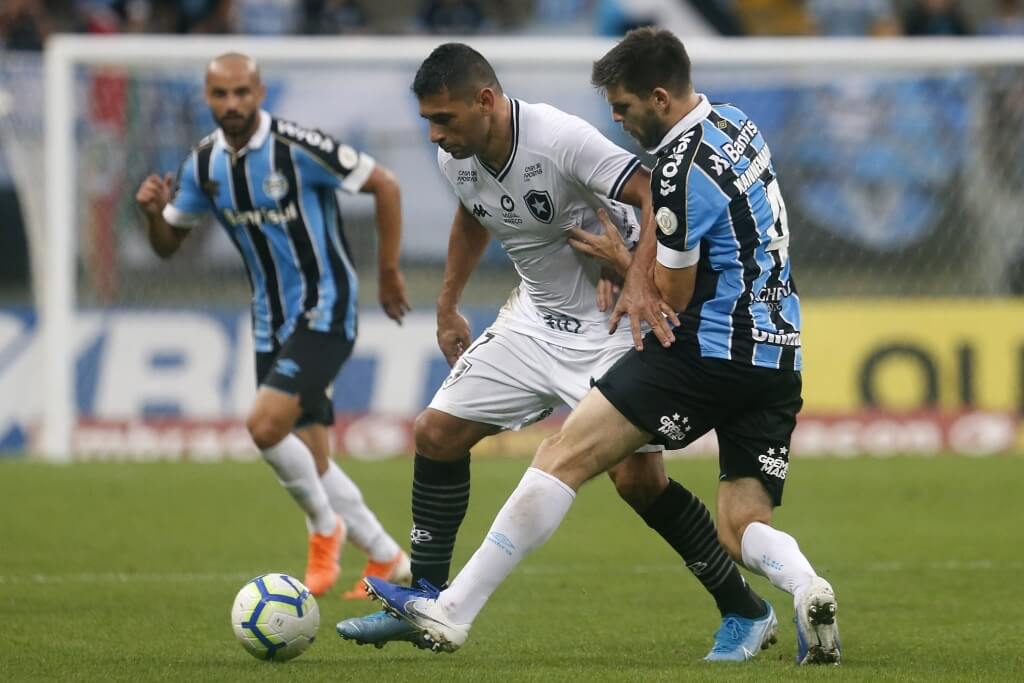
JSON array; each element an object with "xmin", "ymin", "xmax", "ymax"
[
  {"xmin": 164, "ymin": 110, "xmax": 375, "ymax": 351},
  {"xmin": 652, "ymin": 95, "xmax": 801, "ymax": 371}
]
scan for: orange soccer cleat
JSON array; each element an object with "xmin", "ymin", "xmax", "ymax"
[
  {"xmin": 304, "ymin": 517, "xmax": 345, "ymax": 596},
  {"xmin": 342, "ymin": 550, "xmax": 412, "ymax": 600}
]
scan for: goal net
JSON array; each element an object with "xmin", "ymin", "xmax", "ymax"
[{"xmin": 3, "ymin": 36, "xmax": 1022, "ymax": 460}]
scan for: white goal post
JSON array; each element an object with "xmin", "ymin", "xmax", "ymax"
[{"xmin": 38, "ymin": 35, "xmax": 1024, "ymax": 461}]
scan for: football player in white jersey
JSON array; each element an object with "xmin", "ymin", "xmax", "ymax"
[{"xmin": 337, "ymin": 43, "xmax": 768, "ymax": 649}]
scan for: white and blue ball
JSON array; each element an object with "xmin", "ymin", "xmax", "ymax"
[{"xmin": 231, "ymin": 573, "xmax": 319, "ymax": 661}]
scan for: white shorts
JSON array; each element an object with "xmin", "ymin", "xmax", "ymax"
[{"xmin": 429, "ymin": 327, "xmax": 662, "ymax": 452}]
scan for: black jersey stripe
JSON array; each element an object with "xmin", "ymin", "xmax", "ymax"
[
  {"xmin": 726, "ymin": 193, "xmax": 762, "ymax": 365},
  {"xmin": 610, "ymin": 156, "xmax": 642, "ymax": 201},
  {"xmin": 320, "ymin": 190, "xmax": 357, "ymax": 339},
  {"xmin": 275, "ymin": 139, "xmax": 321, "ymax": 312},
  {"xmin": 229, "ymin": 154, "xmax": 285, "ymax": 335}
]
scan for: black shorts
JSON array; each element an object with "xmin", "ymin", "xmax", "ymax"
[
  {"xmin": 255, "ymin": 326, "xmax": 354, "ymax": 428},
  {"xmin": 595, "ymin": 337, "xmax": 802, "ymax": 506}
]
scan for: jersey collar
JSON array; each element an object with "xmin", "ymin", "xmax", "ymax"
[
  {"xmin": 477, "ymin": 97, "xmax": 520, "ymax": 182},
  {"xmin": 215, "ymin": 109, "xmax": 272, "ymax": 156},
  {"xmin": 650, "ymin": 94, "xmax": 711, "ymax": 154}
]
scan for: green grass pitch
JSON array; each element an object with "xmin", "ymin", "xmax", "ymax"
[{"xmin": 2, "ymin": 455, "xmax": 1022, "ymax": 682}]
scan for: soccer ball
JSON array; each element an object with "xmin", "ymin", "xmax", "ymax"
[{"xmin": 231, "ymin": 573, "xmax": 319, "ymax": 661}]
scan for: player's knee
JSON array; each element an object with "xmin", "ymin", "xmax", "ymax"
[
  {"xmin": 413, "ymin": 411, "xmax": 456, "ymax": 460},
  {"xmin": 413, "ymin": 411, "xmax": 443, "ymax": 458},
  {"xmin": 606, "ymin": 471, "xmax": 663, "ymax": 511},
  {"xmin": 533, "ymin": 432, "xmax": 585, "ymax": 489},
  {"xmin": 246, "ymin": 411, "xmax": 290, "ymax": 450}
]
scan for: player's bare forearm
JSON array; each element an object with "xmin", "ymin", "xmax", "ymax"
[
  {"xmin": 654, "ymin": 262, "xmax": 697, "ymax": 313},
  {"xmin": 618, "ymin": 169, "xmax": 657, "ymax": 277},
  {"xmin": 609, "ymin": 203, "xmax": 679, "ymax": 350},
  {"xmin": 145, "ymin": 213, "xmax": 188, "ymax": 259},
  {"xmin": 364, "ymin": 166, "xmax": 403, "ymax": 274},
  {"xmin": 437, "ymin": 204, "xmax": 490, "ymax": 312},
  {"xmin": 136, "ymin": 172, "xmax": 187, "ymax": 259},
  {"xmin": 362, "ymin": 165, "xmax": 410, "ymax": 322}
]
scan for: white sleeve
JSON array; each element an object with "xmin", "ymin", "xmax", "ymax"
[
  {"xmin": 657, "ymin": 241, "xmax": 701, "ymax": 269},
  {"xmin": 162, "ymin": 204, "xmax": 204, "ymax": 229},
  {"xmin": 553, "ymin": 114, "xmax": 641, "ymax": 201},
  {"xmin": 339, "ymin": 152, "xmax": 375, "ymax": 194}
]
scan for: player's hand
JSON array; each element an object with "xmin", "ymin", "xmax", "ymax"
[
  {"xmin": 436, "ymin": 307, "xmax": 472, "ymax": 367},
  {"xmin": 378, "ymin": 268, "xmax": 411, "ymax": 325},
  {"xmin": 596, "ymin": 268, "xmax": 622, "ymax": 312},
  {"xmin": 135, "ymin": 173, "xmax": 174, "ymax": 217},
  {"xmin": 609, "ymin": 264, "xmax": 680, "ymax": 351},
  {"xmin": 567, "ymin": 209, "xmax": 630, "ymax": 276}
]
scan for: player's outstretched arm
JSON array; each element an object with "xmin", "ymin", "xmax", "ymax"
[
  {"xmin": 610, "ymin": 172, "xmax": 679, "ymax": 350},
  {"xmin": 436, "ymin": 203, "xmax": 490, "ymax": 366},
  {"xmin": 360, "ymin": 164, "xmax": 411, "ymax": 324},
  {"xmin": 135, "ymin": 173, "xmax": 189, "ymax": 259}
]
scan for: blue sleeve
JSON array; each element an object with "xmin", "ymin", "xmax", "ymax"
[
  {"xmin": 290, "ymin": 139, "xmax": 376, "ymax": 194},
  {"xmin": 163, "ymin": 152, "xmax": 210, "ymax": 228}
]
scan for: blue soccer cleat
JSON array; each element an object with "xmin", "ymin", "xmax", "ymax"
[
  {"xmin": 364, "ymin": 577, "xmax": 469, "ymax": 652},
  {"xmin": 336, "ymin": 609, "xmax": 432, "ymax": 649},
  {"xmin": 703, "ymin": 600, "xmax": 778, "ymax": 662},
  {"xmin": 795, "ymin": 577, "xmax": 841, "ymax": 665}
]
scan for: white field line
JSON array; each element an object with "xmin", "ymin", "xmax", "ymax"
[{"xmin": 0, "ymin": 560, "xmax": 1020, "ymax": 585}]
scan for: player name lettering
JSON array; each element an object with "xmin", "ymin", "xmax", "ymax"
[
  {"xmin": 733, "ymin": 145, "xmax": 772, "ymax": 196},
  {"xmin": 223, "ymin": 203, "xmax": 299, "ymax": 227},
  {"xmin": 722, "ymin": 119, "xmax": 759, "ymax": 163},
  {"xmin": 751, "ymin": 329, "xmax": 801, "ymax": 347},
  {"xmin": 276, "ymin": 121, "xmax": 335, "ymax": 154}
]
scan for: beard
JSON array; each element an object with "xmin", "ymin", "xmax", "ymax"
[
  {"xmin": 631, "ymin": 111, "xmax": 668, "ymax": 150},
  {"xmin": 216, "ymin": 109, "xmax": 257, "ymax": 136}
]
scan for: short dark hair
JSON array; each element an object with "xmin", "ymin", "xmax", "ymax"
[
  {"xmin": 591, "ymin": 27, "xmax": 692, "ymax": 97},
  {"xmin": 412, "ymin": 43, "xmax": 502, "ymax": 101}
]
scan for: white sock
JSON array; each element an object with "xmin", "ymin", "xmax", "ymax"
[
  {"xmin": 321, "ymin": 459, "xmax": 401, "ymax": 562},
  {"xmin": 261, "ymin": 433, "xmax": 336, "ymax": 535},
  {"xmin": 440, "ymin": 468, "xmax": 576, "ymax": 625},
  {"xmin": 740, "ymin": 521, "xmax": 817, "ymax": 601}
]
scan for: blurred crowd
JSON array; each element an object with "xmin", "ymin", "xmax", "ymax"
[{"xmin": 2, "ymin": 0, "xmax": 1023, "ymax": 51}]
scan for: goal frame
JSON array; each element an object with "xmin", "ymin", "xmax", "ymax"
[{"xmin": 39, "ymin": 34, "xmax": 1024, "ymax": 461}]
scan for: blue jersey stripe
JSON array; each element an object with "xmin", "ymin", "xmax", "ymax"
[
  {"xmin": 322, "ymin": 192, "xmax": 358, "ymax": 340},
  {"xmin": 653, "ymin": 102, "xmax": 801, "ymax": 370},
  {"xmin": 176, "ymin": 117, "xmax": 361, "ymax": 350},
  {"xmin": 291, "ymin": 146, "xmax": 339, "ymax": 333}
]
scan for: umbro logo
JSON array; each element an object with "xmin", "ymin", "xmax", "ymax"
[
  {"xmin": 472, "ymin": 204, "xmax": 491, "ymax": 218},
  {"xmin": 273, "ymin": 358, "xmax": 300, "ymax": 378}
]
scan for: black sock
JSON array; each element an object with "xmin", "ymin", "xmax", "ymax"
[
  {"xmin": 641, "ymin": 479, "xmax": 765, "ymax": 619},
  {"xmin": 409, "ymin": 452, "xmax": 471, "ymax": 588}
]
